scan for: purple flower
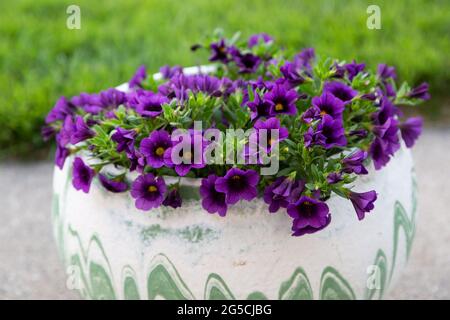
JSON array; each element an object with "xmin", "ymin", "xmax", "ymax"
[
  {"xmin": 209, "ymin": 39, "xmax": 230, "ymax": 63},
  {"xmin": 280, "ymin": 61, "xmax": 305, "ymax": 88},
  {"xmin": 133, "ymin": 91, "xmax": 169, "ymax": 118},
  {"xmin": 160, "ymin": 65, "xmax": 183, "ymax": 79},
  {"xmin": 304, "ymin": 115, "xmax": 347, "ymax": 149},
  {"xmin": 373, "ymin": 96, "xmax": 397, "ymax": 125},
  {"xmin": 342, "ymin": 150, "xmax": 368, "ymax": 175},
  {"xmin": 130, "ymin": 174, "xmax": 167, "ymax": 210},
  {"xmin": 263, "ymin": 177, "xmax": 302, "ymax": 213},
  {"xmin": 344, "ymin": 60, "xmax": 365, "ymax": 81},
  {"xmin": 45, "ymin": 97, "xmax": 74, "ymax": 124},
  {"xmin": 248, "ymin": 33, "xmax": 273, "ymax": 48},
  {"xmin": 111, "ymin": 127, "xmax": 136, "ymax": 155},
  {"xmin": 215, "ymin": 168, "xmax": 259, "ymax": 205},
  {"xmin": 72, "ymin": 157, "xmax": 95, "ymax": 193},
  {"xmin": 231, "ymin": 48, "xmax": 262, "ymax": 74},
  {"xmin": 294, "ymin": 48, "xmax": 315, "ymax": 72},
  {"xmin": 246, "ymin": 91, "xmax": 272, "ymax": 120},
  {"xmin": 400, "ymin": 117, "xmax": 422, "ymax": 148},
  {"xmin": 264, "ymin": 84, "xmax": 299, "ymax": 116},
  {"xmin": 70, "ymin": 92, "xmax": 100, "ymax": 108},
  {"xmin": 287, "ymin": 196, "xmax": 331, "ymax": 237},
  {"xmin": 129, "ymin": 65, "xmax": 147, "ymax": 89},
  {"xmin": 373, "ymin": 117, "xmax": 400, "ymax": 155},
  {"xmin": 377, "ymin": 64, "xmax": 396, "ymax": 80},
  {"xmin": 41, "ymin": 125, "xmax": 55, "ymax": 141},
  {"xmin": 369, "ymin": 138, "xmax": 391, "ymax": 170},
  {"xmin": 327, "ymin": 172, "xmax": 343, "ymax": 184},
  {"xmin": 408, "ymin": 82, "xmax": 430, "ymax": 101},
  {"xmin": 252, "ymin": 117, "xmax": 289, "ymax": 153},
  {"xmin": 99, "ymin": 88, "xmax": 126, "ymax": 108},
  {"xmin": 55, "ymin": 134, "xmax": 69, "ymax": 169},
  {"xmin": 192, "ymin": 74, "xmax": 222, "ymax": 96},
  {"xmin": 163, "ymin": 130, "xmax": 207, "ymax": 176},
  {"xmin": 140, "ymin": 130, "xmax": 172, "ymax": 168},
  {"xmin": 162, "ymin": 189, "xmax": 182, "ymax": 208},
  {"xmin": 127, "ymin": 148, "xmax": 146, "ymax": 173},
  {"xmin": 323, "ymin": 81, "xmax": 358, "ymax": 104},
  {"xmin": 302, "ymin": 106, "xmax": 321, "ymax": 123},
  {"xmin": 311, "ymin": 92, "xmax": 345, "ymax": 120},
  {"xmin": 99, "ymin": 174, "xmax": 128, "ymax": 193},
  {"xmin": 71, "ymin": 116, "xmax": 94, "ymax": 144},
  {"xmin": 200, "ymin": 175, "xmax": 228, "ymax": 216},
  {"xmin": 349, "ymin": 190, "xmax": 377, "ymax": 220}
]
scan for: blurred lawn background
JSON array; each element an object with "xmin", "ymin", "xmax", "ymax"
[{"xmin": 0, "ymin": 0, "xmax": 449, "ymax": 158}]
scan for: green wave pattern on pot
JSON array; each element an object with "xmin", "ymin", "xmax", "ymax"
[
  {"xmin": 319, "ymin": 266, "xmax": 356, "ymax": 300},
  {"xmin": 278, "ymin": 267, "xmax": 313, "ymax": 300},
  {"xmin": 204, "ymin": 273, "xmax": 236, "ymax": 300}
]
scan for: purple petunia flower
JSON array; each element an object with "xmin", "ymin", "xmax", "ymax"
[
  {"xmin": 344, "ymin": 60, "xmax": 365, "ymax": 81},
  {"xmin": 246, "ymin": 90, "xmax": 272, "ymax": 120},
  {"xmin": 99, "ymin": 174, "xmax": 128, "ymax": 193},
  {"xmin": 41, "ymin": 125, "xmax": 55, "ymax": 141},
  {"xmin": 369, "ymin": 138, "xmax": 391, "ymax": 170},
  {"xmin": 302, "ymin": 106, "xmax": 321, "ymax": 123},
  {"xmin": 140, "ymin": 130, "xmax": 172, "ymax": 168},
  {"xmin": 160, "ymin": 65, "xmax": 183, "ymax": 79},
  {"xmin": 294, "ymin": 48, "xmax": 315, "ymax": 72},
  {"xmin": 55, "ymin": 134, "xmax": 70, "ymax": 169},
  {"xmin": 99, "ymin": 88, "xmax": 126, "ymax": 109},
  {"xmin": 127, "ymin": 148, "xmax": 146, "ymax": 173},
  {"xmin": 230, "ymin": 48, "xmax": 262, "ymax": 74},
  {"xmin": 373, "ymin": 96, "xmax": 397, "ymax": 125},
  {"xmin": 200, "ymin": 175, "xmax": 228, "ymax": 216},
  {"xmin": 304, "ymin": 115, "xmax": 347, "ymax": 149},
  {"xmin": 111, "ymin": 127, "xmax": 137, "ymax": 155},
  {"xmin": 263, "ymin": 177, "xmax": 302, "ymax": 213},
  {"xmin": 280, "ymin": 61, "xmax": 306, "ymax": 88},
  {"xmin": 72, "ymin": 157, "xmax": 95, "ymax": 193},
  {"xmin": 163, "ymin": 130, "xmax": 207, "ymax": 176},
  {"xmin": 215, "ymin": 168, "xmax": 259, "ymax": 205},
  {"xmin": 130, "ymin": 174, "xmax": 167, "ymax": 210},
  {"xmin": 264, "ymin": 84, "xmax": 299, "ymax": 116},
  {"xmin": 407, "ymin": 82, "xmax": 430, "ymax": 101},
  {"xmin": 129, "ymin": 65, "xmax": 147, "ymax": 89},
  {"xmin": 251, "ymin": 117, "xmax": 289, "ymax": 153},
  {"xmin": 349, "ymin": 190, "xmax": 377, "ymax": 220},
  {"xmin": 342, "ymin": 150, "xmax": 368, "ymax": 175},
  {"xmin": 323, "ymin": 81, "xmax": 358, "ymax": 104},
  {"xmin": 287, "ymin": 196, "xmax": 331, "ymax": 237},
  {"xmin": 132, "ymin": 91, "xmax": 169, "ymax": 118},
  {"xmin": 377, "ymin": 64, "xmax": 397, "ymax": 80},
  {"xmin": 311, "ymin": 92, "xmax": 345, "ymax": 120},
  {"xmin": 45, "ymin": 97, "xmax": 74, "ymax": 124},
  {"xmin": 248, "ymin": 33, "xmax": 273, "ymax": 48},
  {"xmin": 71, "ymin": 116, "xmax": 94, "ymax": 145},
  {"xmin": 400, "ymin": 117, "xmax": 423, "ymax": 148},
  {"xmin": 209, "ymin": 39, "xmax": 230, "ymax": 63},
  {"xmin": 372, "ymin": 117, "xmax": 400, "ymax": 155},
  {"xmin": 327, "ymin": 172, "xmax": 343, "ymax": 184},
  {"xmin": 162, "ymin": 189, "xmax": 182, "ymax": 208}
]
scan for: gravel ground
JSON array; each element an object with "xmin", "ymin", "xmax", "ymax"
[{"xmin": 0, "ymin": 128, "xmax": 449, "ymax": 300}]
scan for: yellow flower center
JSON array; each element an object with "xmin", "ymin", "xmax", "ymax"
[
  {"xmin": 155, "ymin": 147, "xmax": 165, "ymax": 156},
  {"xmin": 275, "ymin": 103, "xmax": 284, "ymax": 111},
  {"xmin": 231, "ymin": 175, "xmax": 241, "ymax": 180},
  {"xmin": 320, "ymin": 110, "xmax": 327, "ymax": 116},
  {"xmin": 148, "ymin": 185, "xmax": 157, "ymax": 193}
]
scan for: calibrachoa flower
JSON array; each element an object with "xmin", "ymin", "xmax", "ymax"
[
  {"xmin": 400, "ymin": 117, "xmax": 423, "ymax": 148},
  {"xmin": 349, "ymin": 190, "xmax": 377, "ymax": 220},
  {"xmin": 111, "ymin": 127, "xmax": 136, "ymax": 155},
  {"xmin": 45, "ymin": 31, "xmax": 428, "ymax": 237},
  {"xmin": 215, "ymin": 168, "xmax": 259, "ymax": 205},
  {"xmin": 200, "ymin": 175, "xmax": 228, "ymax": 216},
  {"xmin": 323, "ymin": 81, "xmax": 358, "ymax": 104},
  {"xmin": 129, "ymin": 65, "xmax": 147, "ymax": 89},
  {"xmin": 99, "ymin": 174, "xmax": 128, "ymax": 193},
  {"xmin": 131, "ymin": 174, "xmax": 167, "ymax": 210},
  {"xmin": 287, "ymin": 196, "xmax": 332, "ymax": 236},
  {"xmin": 311, "ymin": 92, "xmax": 345, "ymax": 120},
  {"xmin": 140, "ymin": 130, "xmax": 172, "ymax": 168},
  {"xmin": 264, "ymin": 84, "xmax": 299, "ymax": 116},
  {"xmin": 72, "ymin": 157, "xmax": 95, "ymax": 193},
  {"xmin": 163, "ymin": 189, "xmax": 182, "ymax": 208},
  {"xmin": 342, "ymin": 150, "xmax": 368, "ymax": 175}
]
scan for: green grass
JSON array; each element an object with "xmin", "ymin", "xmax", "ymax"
[{"xmin": 0, "ymin": 0, "xmax": 449, "ymax": 158}]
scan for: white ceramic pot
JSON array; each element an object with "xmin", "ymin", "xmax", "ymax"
[{"xmin": 52, "ymin": 143, "xmax": 417, "ymax": 300}]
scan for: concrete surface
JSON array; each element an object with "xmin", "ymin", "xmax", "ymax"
[{"xmin": 0, "ymin": 128, "xmax": 449, "ymax": 300}]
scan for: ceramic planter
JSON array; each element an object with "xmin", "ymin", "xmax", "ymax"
[{"xmin": 51, "ymin": 143, "xmax": 417, "ymax": 300}]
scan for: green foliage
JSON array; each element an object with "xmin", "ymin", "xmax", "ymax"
[{"xmin": 0, "ymin": 0, "xmax": 449, "ymax": 158}]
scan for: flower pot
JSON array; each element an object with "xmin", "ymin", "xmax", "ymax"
[{"xmin": 52, "ymin": 144, "xmax": 417, "ymax": 300}]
